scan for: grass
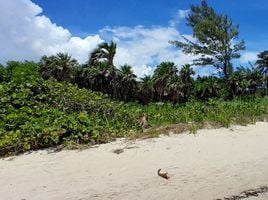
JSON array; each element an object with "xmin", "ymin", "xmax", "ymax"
[{"xmin": 128, "ymin": 98, "xmax": 268, "ymax": 139}]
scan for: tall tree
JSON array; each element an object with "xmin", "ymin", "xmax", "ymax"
[
  {"xmin": 170, "ymin": 0, "xmax": 245, "ymax": 78},
  {"xmin": 167, "ymin": 75, "xmax": 183, "ymax": 103},
  {"xmin": 179, "ymin": 64, "xmax": 195, "ymax": 102},
  {"xmin": 118, "ymin": 65, "xmax": 137, "ymax": 101},
  {"xmin": 139, "ymin": 75, "xmax": 154, "ymax": 104},
  {"xmin": 89, "ymin": 41, "xmax": 117, "ymax": 68},
  {"xmin": 256, "ymin": 50, "xmax": 268, "ymax": 95},
  {"xmin": 88, "ymin": 41, "xmax": 118, "ymax": 98},
  {"xmin": 153, "ymin": 62, "xmax": 178, "ymax": 101}
]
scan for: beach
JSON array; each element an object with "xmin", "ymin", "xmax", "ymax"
[{"xmin": 1, "ymin": 122, "xmax": 268, "ymax": 200}]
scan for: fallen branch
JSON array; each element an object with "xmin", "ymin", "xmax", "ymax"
[{"xmin": 157, "ymin": 168, "xmax": 169, "ymax": 180}]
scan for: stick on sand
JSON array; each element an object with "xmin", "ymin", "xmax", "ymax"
[{"xmin": 157, "ymin": 168, "xmax": 169, "ymax": 180}]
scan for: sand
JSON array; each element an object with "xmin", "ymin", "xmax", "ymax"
[{"xmin": 1, "ymin": 122, "xmax": 268, "ymax": 200}]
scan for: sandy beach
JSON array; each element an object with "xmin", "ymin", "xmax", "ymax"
[{"xmin": 1, "ymin": 122, "xmax": 268, "ymax": 200}]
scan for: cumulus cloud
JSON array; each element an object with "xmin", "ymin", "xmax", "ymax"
[
  {"xmin": 0, "ymin": 0, "xmax": 259, "ymax": 78},
  {"xmin": 239, "ymin": 51, "xmax": 258, "ymax": 63},
  {"xmin": 0, "ymin": 0, "xmax": 103, "ymax": 63},
  {"xmin": 0, "ymin": 0, "xmax": 194, "ymax": 77},
  {"xmin": 100, "ymin": 26, "xmax": 194, "ymax": 77}
]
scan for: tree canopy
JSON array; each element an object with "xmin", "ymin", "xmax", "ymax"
[
  {"xmin": 256, "ymin": 50, "xmax": 268, "ymax": 95},
  {"xmin": 170, "ymin": 0, "xmax": 245, "ymax": 78}
]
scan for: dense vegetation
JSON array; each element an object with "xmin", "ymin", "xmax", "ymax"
[{"xmin": 1, "ymin": 0, "xmax": 268, "ymax": 157}]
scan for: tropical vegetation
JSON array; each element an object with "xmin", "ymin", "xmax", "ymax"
[{"xmin": 1, "ymin": 0, "xmax": 268, "ymax": 157}]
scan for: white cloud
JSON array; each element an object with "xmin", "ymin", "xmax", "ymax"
[
  {"xmin": 0, "ymin": 1, "xmax": 196, "ymax": 77},
  {"xmin": 178, "ymin": 10, "xmax": 190, "ymax": 19},
  {"xmin": 100, "ymin": 26, "xmax": 194, "ymax": 77},
  {"xmin": 0, "ymin": 1, "xmax": 260, "ymax": 78},
  {"xmin": 0, "ymin": 0, "xmax": 103, "ymax": 64},
  {"xmin": 169, "ymin": 9, "xmax": 190, "ymax": 27},
  {"xmin": 239, "ymin": 51, "xmax": 258, "ymax": 63}
]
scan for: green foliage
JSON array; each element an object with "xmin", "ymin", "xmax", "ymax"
[
  {"xmin": 138, "ymin": 98, "xmax": 268, "ymax": 128},
  {"xmin": 139, "ymin": 75, "xmax": 154, "ymax": 104},
  {"xmin": 1, "ymin": 42, "xmax": 268, "ymax": 157},
  {"xmin": 40, "ymin": 53, "xmax": 78, "ymax": 82},
  {"xmin": 89, "ymin": 41, "xmax": 117, "ymax": 67},
  {"xmin": 117, "ymin": 64, "xmax": 137, "ymax": 101},
  {"xmin": 229, "ymin": 65, "xmax": 262, "ymax": 97},
  {"xmin": 256, "ymin": 50, "xmax": 268, "ymax": 95},
  {"xmin": 0, "ymin": 79, "xmax": 141, "ymax": 157},
  {"xmin": 194, "ymin": 76, "xmax": 229, "ymax": 101},
  {"xmin": 1, "ymin": 62, "xmax": 268, "ymax": 157},
  {"xmin": 2, "ymin": 61, "xmax": 40, "ymax": 84},
  {"xmin": 179, "ymin": 64, "xmax": 195, "ymax": 102},
  {"xmin": 0, "ymin": 64, "xmax": 8, "ymax": 83},
  {"xmin": 152, "ymin": 62, "xmax": 179, "ymax": 101},
  {"xmin": 170, "ymin": 0, "xmax": 245, "ymax": 78}
]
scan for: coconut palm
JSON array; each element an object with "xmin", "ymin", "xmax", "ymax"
[
  {"xmin": 229, "ymin": 69, "xmax": 249, "ymax": 97},
  {"xmin": 256, "ymin": 51, "xmax": 268, "ymax": 95},
  {"xmin": 118, "ymin": 64, "xmax": 137, "ymax": 101},
  {"xmin": 153, "ymin": 62, "xmax": 178, "ymax": 101},
  {"xmin": 139, "ymin": 75, "xmax": 154, "ymax": 104},
  {"xmin": 179, "ymin": 64, "xmax": 195, "ymax": 102},
  {"xmin": 80, "ymin": 62, "xmax": 115, "ymax": 94},
  {"xmin": 194, "ymin": 76, "xmax": 223, "ymax": 101},
  {"xmin": 88, "ymin": 41, "xmax": 119, "ymax": 98},
  {"xmin": 89, "ymin": 41, "xmax": 117, "ymax": 68},
  {"xmin": 167, "ymin": 75, "xmax": 183, "ymax": 103},
  {"xmin": 40, "ymin": 53, "xmax": 78, "ymax": 82},
  {"xmin": 229, "ymin": 65, "xmax": 262, "ymax": 97}
]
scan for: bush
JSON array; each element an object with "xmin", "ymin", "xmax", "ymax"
[{"xmin": 0, "ymin": 80, "xmax": 141, "ymax": 156}]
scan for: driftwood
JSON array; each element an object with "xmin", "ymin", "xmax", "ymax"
[{"xmin": 157, "ymin": 168, "xmax": 169, "ymax": 180}]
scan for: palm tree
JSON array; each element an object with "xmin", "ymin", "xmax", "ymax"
[
  {"xmin": 256, "ymin": 51, "xmax": 268, "ymax": 95},
  {"xmin": 72, "ymin": 64, "xmax": 87, "ymax": 87},
  {"xmin": 88, "ymin": 41, "xmax": 119, "ymax": 98},
  {"xmin": 118, "ymin": 65, "xmax": 137, "ymax": 101},
  {"xmin": 89, "ymin": 41, "xmax": 117, "ymax": 68},
  {"xmin": 40, "ymin": 53, "xmax": 78, "ymax": 82},
  {"xmin": 153, "ymin": 62, "xmax": 178, "ymax": 101},
  {"xmin": 194, "ymin": 76, "xmax": 222, "ymax": 101},
  {"xmin": 229, "ymin": 65, "xmax": 262, "ymax": 97},
  {"xmin": 139, "ymin": 75, "xmax": 154, "ymax": 104},
  {"xmin": 229, "ymin": 68, "xmax": 249, "ymax": 97},
  {"xmin": 179, "ymin": 64, "xmax": 195, "ymax": 102},
  {"xmin": 248, "ymin": 68, "xmax": 262, "ymax": 95},
  {"xmin": 167, "ymin": 75, "xmax": 183, "ymax": 103},
  {"xmin": 78, "ymin": 62, "xmax": 114, "ymax": 94}
]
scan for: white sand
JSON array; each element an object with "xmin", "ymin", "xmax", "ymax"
[{"xmin": 1, "ymin": 122, "xmax": 268, "ymax": 200}]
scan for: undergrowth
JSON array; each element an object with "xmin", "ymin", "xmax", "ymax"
[{"xmin": 1, "ymin": 80, "xmax": 268, "ymax": 157}]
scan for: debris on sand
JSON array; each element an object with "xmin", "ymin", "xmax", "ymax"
[{"xmin": 157, "ymin": 168, "xmax": 169, "ymax": 180}]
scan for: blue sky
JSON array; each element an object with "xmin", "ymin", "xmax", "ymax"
[
  {"xmin": 1, "ymin": 0, "xmax": 268, "ymax": 77},
  {"xmin": 31, "ymin": 0, "xmax": 268, "ymax": 50},
  {"xmin": 31, "ymin": 0, "xmax": 187, "ymax": 34}
]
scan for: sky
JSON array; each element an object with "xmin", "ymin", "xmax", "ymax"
[{"xmin": 1, "ymin": 0, "xmax": 268, "ymax": 77}]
